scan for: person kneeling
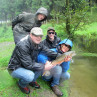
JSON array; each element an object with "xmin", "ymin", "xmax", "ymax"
[
  {"xmin": 37, "ymin": 39, "xmax": 73, "ymax": 96},
  {"xmin": 7, "ymin": 27, "xmax": 59, "ymax": 94}
]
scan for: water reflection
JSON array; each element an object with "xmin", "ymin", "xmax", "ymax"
[{"xmin": 69, "ymin": 56, "xmax": 97, "ymax": 97}]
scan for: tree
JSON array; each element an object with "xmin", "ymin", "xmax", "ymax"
[{"xmin": 66, "ymin": 0, "xmax": 71, "ymax": 35}]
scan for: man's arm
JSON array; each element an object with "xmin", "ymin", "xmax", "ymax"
[
  {"xmin": 37, "ymin": 53, "xmax": 49, "ymax": 64},
  {"xmin": 41, "ymin": 44, "xmax": 59, "ymax": 59},
  {"xmin": 12, "ymin": 14, "xmax": 24, "ymax": 29},
  {"xmin": 16, "ymin": 45, "xmax": 44, "ymax": 71}
]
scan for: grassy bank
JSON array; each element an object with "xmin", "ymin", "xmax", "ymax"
[
  {"xmin": 0, "ymin": 24, "xmax": 68, "ymax": 97},
  {"xmin": 0, "ymin": 25, "xmax": 14, "ymax": 42},
  {"xmin": 0, "ymin": 21, "xmax": 97, "ymax": 42},
  {"xmin": 0, "ymin": 42, "xmax": 68, "ymax": 97},
  {"xmin": 0, "ymin": 21, "xmax": 97, "ymax": 97}
]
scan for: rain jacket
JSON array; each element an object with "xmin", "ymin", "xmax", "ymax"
[
  {"xmin": 37, "ymin": 39, "xmax": 73, "ymax": 72},
  {"xmin": 42, "ymin": 35, "xmax": 61, "ymax": 49},
  {"xmin": 12, "ymin": 7, "xmax": 48, "ymax": 44},
  {"xmin": 8, "ymin": 35, "xmax": 59, "ymax": 72}
]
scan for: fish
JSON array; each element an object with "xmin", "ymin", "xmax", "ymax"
[
  {"xmin": 43, "ymin": 51, "xmax": 76, "ymax": 76},
  {"xmin": 51, "ymin": 51, "xmax": 76, "ymax": 65}
]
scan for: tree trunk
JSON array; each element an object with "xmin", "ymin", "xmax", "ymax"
[
  {"xmin": 57, "ymin": 16, "xmax": 58, "ymax": 24},
  {"xmin": 89, "ymin": 0, "xmax": 93, "ymax": 15},
  {"xmin": 66, "ymin": 0, "xmax": 71, "ymax": 35}
]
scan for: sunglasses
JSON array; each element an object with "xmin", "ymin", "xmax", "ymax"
[
  {"xmin": 64, "ymin": 44, "xmax": 71, "ymax": 49},
  {"xmin": 48, "ymin": 32, "xmax": 55, "ymax": 34}
]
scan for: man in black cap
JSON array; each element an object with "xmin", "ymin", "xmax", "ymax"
[
  {"xmin": 42, "ymin": 27, "xmax": 61, "ymax": 49},
  {"xmin": 12, "ymin": 7, "xmax": 48, "ymax": 44}
]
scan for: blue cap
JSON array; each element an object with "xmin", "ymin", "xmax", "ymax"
[{"xmin": 59, "ymin": 39, "xmax": 73, "ymax": 48}]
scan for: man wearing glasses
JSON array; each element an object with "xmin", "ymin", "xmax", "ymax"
[
  {"xmin": 7, "ymin": 27, "xmax": 60, "ymax": 94},
  {"xmin": 42, "ymin": 27, "xmax": 61, "ymax": 49}
]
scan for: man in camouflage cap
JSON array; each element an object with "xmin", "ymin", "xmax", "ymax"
[
  {"xmin": 42, "ymin": 27, "xmax": 61, "ymax": 49},
  {"xmin": 8, "ymin": 27, "xmax": 60, "ymax": 94}
]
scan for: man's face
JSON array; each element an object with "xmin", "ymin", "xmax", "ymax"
[
  {"xmin": 37, "ymin": 14, "xmax": 45, "ymax": 21},
  {"xmin": 47, "ymin": 30, "xmax": 55, "ymax": 41},
  {"xmin": 60, "ymin": 44, "xmax": 71, "ymax": 53},
  {"xmin": 30, "ymin": 34, "xmax": 42, "ymax": 44}
]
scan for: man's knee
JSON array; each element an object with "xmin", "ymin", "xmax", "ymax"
[
  {"xmin": 25, "ymin": 72, "xmax": 35, "ymax": 82},
  {"xmin": 61, "ymin": 72, "xmax": 70, "ymax": 80},
  {"xmin": 52, "ymin": 66, "xmax": 62, "ymax": 74}
]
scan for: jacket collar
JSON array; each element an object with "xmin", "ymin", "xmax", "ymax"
[{"xmin": 46, "ymin": 35, "xmax": 57, "ymax": 43}]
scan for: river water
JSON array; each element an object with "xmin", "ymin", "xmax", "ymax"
[{"xmin": 69, "ymin": 56, "xmax": 97, "ymax": 97}]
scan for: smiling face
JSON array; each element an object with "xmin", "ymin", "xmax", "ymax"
[
  {"xmin": 47, "ymin": 30, "xmax": 55, "ymax": 41},
  {"xmin": 60, "ymin": 44, "xmax": 71, "ymax": 53},
  {"xmin": 30, "ymin": 33, "xmax": 42, "ymax": 44},
  {"xmin": 37, "ymin": 14, "xmax": 46, "ymax": 21}
]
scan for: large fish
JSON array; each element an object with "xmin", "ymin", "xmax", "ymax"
[{"xmin": 43, "ymin": 51, "xmax": 76, "ymax": 76}]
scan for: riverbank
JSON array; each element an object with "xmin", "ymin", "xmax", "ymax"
[{"xmin": 68, "ymin": 54, "xmax": 97, "ymax": 97}]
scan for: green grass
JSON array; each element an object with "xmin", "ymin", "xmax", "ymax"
[
  {"xmin": 0, "ymin": 24, "xmax": 68, "ymax": 97},
  {"xmin": 0, "ymin": 25, "xmax": 14, "ymax": 42}
]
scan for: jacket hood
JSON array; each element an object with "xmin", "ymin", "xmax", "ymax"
[
  {"xmin": 35, "ymin": 7, "xmax": 48, "ymax": 21},
  {"xmin": 58, "ymin": 39, "xmax": 73, "ymax": 48},
  {"xmin": 56, "ymin": 39, "xmax": 73, "ymax": 54}
]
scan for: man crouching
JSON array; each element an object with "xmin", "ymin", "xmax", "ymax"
[{"xmin": 7, "ymin": 27, "xmax": 59, "ymax": 94}]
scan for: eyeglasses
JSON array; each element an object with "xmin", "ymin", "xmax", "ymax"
[
  {"xmin": 32, "ymin": 33, "xmax": 43, "ymax": 38},
  {"xmin": 48, "ymin": 32, "xmax": 55, "ymax": 34}
]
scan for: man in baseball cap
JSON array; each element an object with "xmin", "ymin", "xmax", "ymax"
[
  {"xmin": 8, "ymin": 27, "xmax": 59, "ymax": 94},
  {"xmin": 30, "ymin": 27, "xmax": 43, "ymax": 44},
  {"xmin": 42, "ymin": 27, "xmax": 61, "ymax": 49}
]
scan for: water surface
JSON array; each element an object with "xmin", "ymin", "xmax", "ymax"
[{"xmin": 69, "ymin": 56, "xmax": 97, "ymax": 97}]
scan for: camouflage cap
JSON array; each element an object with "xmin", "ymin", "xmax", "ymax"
[
  {"xmin": 30, "ymin": 27, "xmax": 43, "ymax": 36},
  {"xmin": 47, "ymin": 27, "xmax": 55, "ymax": 32}
]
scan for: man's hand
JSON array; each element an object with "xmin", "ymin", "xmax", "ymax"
[
  {"xmin": 44, "ymin": 61, "xmax": 54, "ymax": 71},
  {"xmin": 64, "ymin": 56, "xmax": 72, "ymax": 62}
]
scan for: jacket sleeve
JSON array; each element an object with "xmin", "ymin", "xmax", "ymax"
[
  {"xmin": 12, "ymin": 14, "xmax": 24, "ymax": 29},
  {"xmin": 37, "ymin": 53, "xmax": 50, "ymax": 64},
  {"xmin": 16, "ymin": 45, "xmax": 44, "ymax": 71},
  {"xmin": 58, "ymin": 37, "xmax": 61, "ymax": 43},
  {"xmin": 41, "ymin": 39, "xmax": 46, "ymax": 45},
  {"xmin": 41, "ymin": 44, "xmax": 59, "ymax": 59},
  {"xmin": 61, "ymin": 61, "xmax": 70, "ymax": 72}
]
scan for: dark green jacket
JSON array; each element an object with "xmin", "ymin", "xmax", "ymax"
[{"xmin": 12, "ymin": 7, "xmax": 48, "ymax": 44}]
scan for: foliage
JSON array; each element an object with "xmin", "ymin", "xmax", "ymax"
[
  {"xmin": 74, "ymin": 22, "xmax": 97, "ymax": 39},
  {"xmin": 0, "ymin": 0, "xmax": 97, "ymax": 21},
  {"xmin": 81, "ymin": 53, "xmax": 97, "ymax": 57},
  {"xmin": 0, "ymin": 0, "xmax": 97, "ymax": 39}
]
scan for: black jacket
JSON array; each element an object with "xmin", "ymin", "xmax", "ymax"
[
  {"xmin": 42, "ymin": 35, "xmax": 61, "ymax": 49},
  {"xmin": 8, "ymin": 35, "xmax": 58, "ymax": 71}
]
